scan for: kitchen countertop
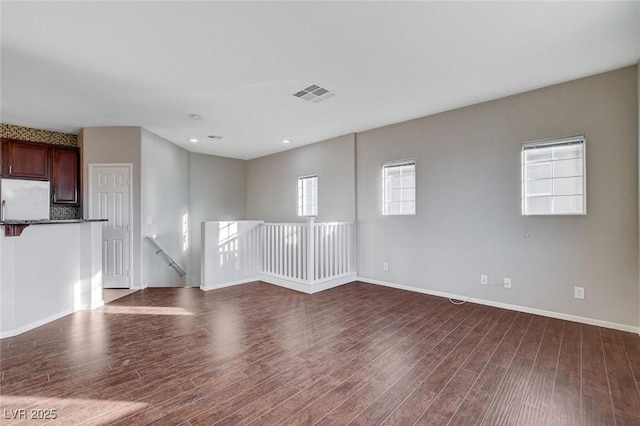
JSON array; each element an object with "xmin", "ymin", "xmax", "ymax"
[{"xmin": 0, "ymin": 219, "xmax": 108, "ymax": 225}]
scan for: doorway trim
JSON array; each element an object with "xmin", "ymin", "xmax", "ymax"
[{"xmin": 88, "ymin": 163, "xmax": 134, "ymax": 289}]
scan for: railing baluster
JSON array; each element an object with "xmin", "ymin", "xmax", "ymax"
[
  {"xmin": 350, "ymin": 224, "xmax": 353, "ymax": 273},
  {"xmin": 271, "ymin": 225, "xmax": 275, "ymax": 275},
  {"xmin": 307, "ymin": 217, "xmax": 315, "ymax": 282},
  {"xmin": 338, "ymin": 224, "xmax": 343, "ymax": 275},
  {"xmin": 317, "ymin": 224, "xmax": 322, "ymax": 280},
  {"xmin": 278, "ymin": 225, "xmax": 283, "ymax": 276},
  {"xmin": 271, "ymin": 225, "xmax": 275, "ymax": 274},
  {"xmin": 331, "ymin": 224, "xmax": 335, "ymax": 276},
  {"xmin": 341, "ymin": 224, "xmax": 344, "ymax": 274},
  {"xmin": 287, "ymin": 225, "xmax": 292, "ymax": 278}
]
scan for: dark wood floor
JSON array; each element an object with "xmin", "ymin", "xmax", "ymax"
[{"xmin": 1, "ymin": 282, "xmax": 640, "ymax": 425}]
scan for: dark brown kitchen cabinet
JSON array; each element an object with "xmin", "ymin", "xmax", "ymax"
[
  {"xmin": 1, "ymin": 138, "xmax": 49, "ymax": 180},
  {"xmin": 1, "ymin": 138, "xmax": 81, "ymax": 206},
  {"xmin": 50, "ymin": 146, "xmax": 80, "ymax": 205}
]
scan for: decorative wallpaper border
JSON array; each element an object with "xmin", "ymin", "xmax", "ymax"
[{"xmin": 1, "ymin": 123, "xmax": 78, "ymax": 147}]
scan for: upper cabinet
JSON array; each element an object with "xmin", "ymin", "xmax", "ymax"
[
  {"xmin": 1, "ymin": 138, "xmax": 49, "ymax": 180},
  {"xmin": 50, "ymin": 146, "xmax": 80, "ymax": 205},
  {"xmin": 1, "ymin": 138, "xmax": 80, "ymax": 206}
]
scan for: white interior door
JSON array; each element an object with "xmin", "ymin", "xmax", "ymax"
[{"xmin": 90, "ymin": 165, "xmax": 132, "ymax": 288}]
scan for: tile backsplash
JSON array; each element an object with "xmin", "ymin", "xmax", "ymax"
[
  {"xmin": 51, "ymin": 205, "xmax": 81, "ymax": 220},
  {"xmin": 1, "ymin": 123, "xmax": 81, "ymax": 220},
  {"xmin": 0, "ymin": 123, "xmax": 78, "ymax": 147}
]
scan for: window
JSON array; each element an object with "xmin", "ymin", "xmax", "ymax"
[
  {"xmin": 383, "ymin": 160, "xmax": 416, "ymax": 215},
  {"xmin": 298, "ymin": 174, "xmax": 318, "ymax": 216},
  {"xmin": 522, "ymin": 135, "xmax": 586, "ymax": 215}
]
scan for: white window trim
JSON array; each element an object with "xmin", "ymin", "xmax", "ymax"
[
  {"xmin": 297, "ymin": 174, "xmax": 318, "ymax": 217},
  {"xmin": 521, "ymin": 135, "xmax": 586, "ymax": 216},
  {"xmin": 382, "ymin": 159, "xmax": 416, "ymax": 216}
]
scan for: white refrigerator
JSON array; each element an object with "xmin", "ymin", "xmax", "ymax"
[{"xmin": 0, "ymin": 178, "xmax": 50, "ymax": 220}]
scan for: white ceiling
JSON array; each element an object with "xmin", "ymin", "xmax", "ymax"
[{"xmin": 1, "ymin": 1, "xmax": 639, "ymax": 160}]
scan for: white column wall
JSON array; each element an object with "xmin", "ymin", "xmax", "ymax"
[
  {"xmin": 0, "ymin": 222, "xmax": 103, "ymax": 338},
  {"xmin": 201, "ymin": 220, "xmax": 263, "ymax": 291}
]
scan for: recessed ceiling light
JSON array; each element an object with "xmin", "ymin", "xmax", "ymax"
[
  {"xmin": 190, "ymin": 114, "xmax": 202, "ymax": 120},
  {"xmin": 208, "ymin": 135, "xmax": 223, "ymax": 140},
  {"xmin": 282, "ymin": 139, "xmax": 291, "ymax": 144},
  {"xmin": 189, "ymin": 138, "xmax": 199, "ymax": 143}
]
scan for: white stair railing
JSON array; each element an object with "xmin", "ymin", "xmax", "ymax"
[
  {"xmin": 260, "ymin": 217, "xmax": 354, "ymax": 285},
  {"xmin": 145, "ymin": 236, "xmax": 186, "ymax": 277}
]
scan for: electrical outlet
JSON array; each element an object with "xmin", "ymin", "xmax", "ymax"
[
  {"xmin": 235, "ymin": 262, "xmax": 240, "ymax": 271},
  {"xmin": 574, "ymin": 287, "xmax": 584, "ymax": 299},
  {"xmin": 383, "ymin": 263, "xmax": 389, "ymax": 271},
  {"xmin": 504, "ymin": 278, "xmax": 512, "ymax": 288},
  {"xmin": 480, "ymin": 275, "xmax": 488, "ymax": 285}
]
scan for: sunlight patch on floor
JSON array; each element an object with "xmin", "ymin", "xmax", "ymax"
[
  {"xmin": 102, "ymin": 305, "xmax": 194, "ymax": 316},
  {"xmin": 0, "ymin": 395, "xmax": 148, "ymax": 423}
]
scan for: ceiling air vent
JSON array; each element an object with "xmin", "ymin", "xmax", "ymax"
[
  {"xmin": 293, "ymin": 84, "xmax": 337, "ymax": 103},
  {"xmin": 208, "ymin": 135, "xmax": 223, "ymax": 140}
]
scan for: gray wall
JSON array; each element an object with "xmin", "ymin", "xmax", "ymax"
[
  {"xmin": 141, "ymin": 129, "xmax": 190, "ymax": 287},
  {"xmin": 81, "ymin": 127, "xmax": 247, "ymax": 288},
  {"xmin": 77, "ymin": 67, "xmax": 639, "ymax": 329},
  {"xmin": 80, "ymin": 126, "xmax": 143, "ymax": 288},
  {"xmin": 356, "ymin": 66, "xmax": 639, "ymax": 327},
  {"xmin": 246, "ymin": 133, "xmax": 356, "ymax": 223},
  {"xmin": 189, "ymin": 152, "xmax": 247, "ymax": 286}
]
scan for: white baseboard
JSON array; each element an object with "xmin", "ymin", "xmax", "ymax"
[
  {"xmin": 0, "ymin": 308, "xmax": 74, "ymax": 339},
  {"xmin": 259, "ymin": 273, "xmax": 357, "ymax": 294},
  {"xmin": 309, "ymin": 274, "xmax": 357, "ymax": 293},
  {"xmin": 200, "ymin": 274, "xmax": 355, "ymax": 294},
  {"xmin": 259, "ymin": 274, "xmax": 313, "ymax": 294},
  {"xmin": 201, "ymin": 278, "xmax": 259, "ymax": 292},
  {"xmin": 357, "ymin": 277, "xmax": 640, "ymax": 335}
]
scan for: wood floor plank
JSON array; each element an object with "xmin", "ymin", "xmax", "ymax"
[
  {"xmin": 517, "ymin": 325, "xmax": 561, "ymax": 422},
  {"xmin": 582, "ymin": 385, "xmax": 615, "ymax": 426},
  {"xmin": 414, "ymin": 369, "xmax": 479, "ymax": 425},
  {"xmin": 487, "ymin": 313, "xmax": 533, "ymax": 368},
  {"xmin": 620, "ymin": 331, "xmax": 640, "ymax": 383},
  {"xmin": 480, "ymin": 356, "xmax": 534, "ymax": 425},
  {"xmin": 286, "ymin": 304, "xmax": 480, "ymax": 425},
  {"xmin": 614, "ymin": 411, "xmax": 640, "ymax": 426},
  {"xmin": 381, "ymin": 385, "xmax": 438, "ymax": 425},
  {"xmin": 447, "ymin": 364, "xmax": 506, "ymax": 425},
  {"xmin": 247, "ymin": 375, "xmax": 341, "ymax": 425},
  {"xmin": 311, "ymin": 305, "xmax": 462, "ymax": 425},
  {"xmin": 548, "ymin": 351, "xmax": 582, "ymax": 425},
  {"xmin": 462, "ymin": 310, "xmax": 518, "ymax": 373},
  {"xmin": 581, "ymin": 325, "xmax": 609, "ymax": 393},
  {"xmin": 560, "ymin": 321, "xmax": 582, "ymax": 356},
  {"xmin": 601, "ymin": 329, "xmax": 640, "ymax": 418},
  {"xmin": 346, "ymin": 305, "xmax": 483, "ymax": 425},
  {"xmin": 516, "ymin": 315, "xmax": 548, "ymax": 360},
  {"xmin": 1, "ymin": 282, "xmax": 639, "ymax": 426}
]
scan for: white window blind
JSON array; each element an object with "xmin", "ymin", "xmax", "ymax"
[
  {"xmin": 297, "ymin": 174, "xmax": 318, "ymax": 216},
  {"xmin": 522, "ymin": 135, "xmax": 586, "ymax": 215},
  {"xmin": 383, "ymin": 160, "xmax": 416, "ymax": 215}
]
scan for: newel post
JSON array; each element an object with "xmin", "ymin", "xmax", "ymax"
[{"xmin": 307, "ymin": 216, "xmax": 315, "ymax": 282}]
